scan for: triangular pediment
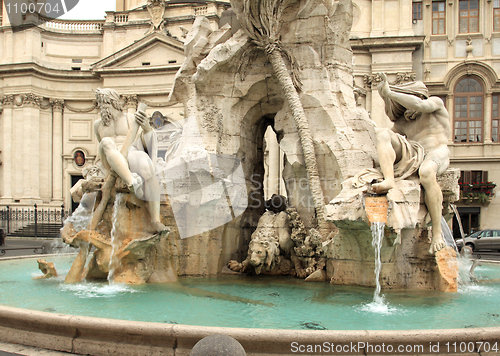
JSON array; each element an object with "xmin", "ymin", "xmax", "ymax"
[{"xmin": 92, "ymin": 33, "xmax": 184, "ymax": 72}]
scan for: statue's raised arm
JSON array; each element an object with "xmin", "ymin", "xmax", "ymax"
[{"xmin": 373, "ymin": 73, "xmax": 450, "ymax": 254}]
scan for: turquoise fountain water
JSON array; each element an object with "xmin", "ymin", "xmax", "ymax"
[{"xmin": 1, "ymin": 255, "xmax": 500, "ymax": 331}]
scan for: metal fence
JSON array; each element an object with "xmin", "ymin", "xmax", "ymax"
[{"xmin": 0, "ymin": 205, "xmax": 70, "ymax": 237}]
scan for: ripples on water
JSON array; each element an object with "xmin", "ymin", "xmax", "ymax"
[{"xmin": 2, "ymin": 256, "xmax": 500, "ymax": 330}]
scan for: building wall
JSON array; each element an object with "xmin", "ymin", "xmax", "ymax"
[
  {"xmin": 0, "ymin": 0, "xmax": 229, "ymax": 211},
  {"xmin": 352, "ymin": 0, "xmax": 500, "ymax": 234}
]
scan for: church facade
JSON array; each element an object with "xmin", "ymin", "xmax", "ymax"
[{"xmin": 0, "ymin": 0, "xmax": 499, "ymax": 235}]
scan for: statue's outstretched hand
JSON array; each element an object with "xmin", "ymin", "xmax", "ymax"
[
  {"xmin": 377, "ymin": 72, "xmax": 391, "ymax": 98},
  {"xmin": 135, "ymin": 110, "xmax": 152, "ymax": 133}
]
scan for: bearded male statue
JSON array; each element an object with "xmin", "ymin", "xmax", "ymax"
[{"xmin": 94, "ymin": 88, "xmax": 166, "ymax": 232}]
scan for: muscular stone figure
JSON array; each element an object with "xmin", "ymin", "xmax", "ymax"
[
  {"xmin": 94, "ymin": 88, "xmax": 166, "ymax": 232},
  {"xmin": 373, "ymin": 73, "xmax": 450, "ymax": 254}
]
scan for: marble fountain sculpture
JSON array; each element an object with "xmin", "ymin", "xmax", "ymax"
[
  {"xmin": 58, "ymin": 0, "xmax": 459, "ymax": 294},
  {"xmin": 3, "ymin": 1, "xmax": 491, "ymax": 355}
]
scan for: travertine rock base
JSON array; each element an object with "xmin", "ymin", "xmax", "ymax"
[{"xmin": 325, "ymin": 170, "xmax": 459, "ymax": 291}]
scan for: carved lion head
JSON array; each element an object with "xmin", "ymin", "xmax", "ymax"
[{"xmin": 248, "ymin": 238, "xmax": 279, "ymax": 274}]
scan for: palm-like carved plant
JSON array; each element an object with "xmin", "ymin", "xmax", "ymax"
[{"xmin": 231, "ymin": 0, "xmax": 327, "ymax": 231}]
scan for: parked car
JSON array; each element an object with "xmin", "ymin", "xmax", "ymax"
[{"xmin": 455, "ymin": 229, "xmax": 500, "ymax": 251}]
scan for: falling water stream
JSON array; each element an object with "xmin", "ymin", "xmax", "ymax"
[
  {"xmin": 371, "ymin": 221, "xmax": 386, "ymax": 305},
  {"xmin": 107, "ymin": 193, "xmax": 125, "ymax": 284}
]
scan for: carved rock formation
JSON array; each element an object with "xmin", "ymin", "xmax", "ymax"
[{"xmin": 324, "ymin": 169, "xmax": 460, "ymax": 291}]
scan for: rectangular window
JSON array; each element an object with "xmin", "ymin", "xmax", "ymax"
[
  {"xmin": 432, "ymin": 1, "xmax": 446, "ymax": 34},
  {"xmin": 459, "ymin": 0, "xmax": 479, "ymax": 33},
  {"xmin": 460, "ymin": 170, "xmax": 489, "ymax": 184},
  {"xmin": 413, "ymin": 2, "xmax": 422, "ymax": 20},
  {"xmin": 454, "ymin": 95, "xmax": 483, "ymax": 142},
  {"xmin": 495, "ymin": 0, "xmax": 500, "ymax": 32},
  {"xmin": 493, "ymin": 95, "xmax": 500, "ymax": 142}
]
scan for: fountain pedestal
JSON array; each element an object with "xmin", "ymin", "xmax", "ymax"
[{"xmin": 324, "ymin": 169, "xmax": 460, "ymax": 292}]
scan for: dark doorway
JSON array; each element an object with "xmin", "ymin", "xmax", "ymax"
[
  {"xmin": 454, "ymin": 206, "xmax": 480, "ymax": 238},
  {"xmin": 71, "ymin": 174, "xmax": 84, "ymax": 212}
]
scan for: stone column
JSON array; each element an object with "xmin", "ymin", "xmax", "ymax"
[
  {"xmin": 370, "ymin": 0, "xmax": 384, "ymax": 37},
  {"xmin": 264, "ymin": 126, "xmax": 280, "ymax": 199},
  {"xmin": 484, "ymin": 93, "xmax": 493, "ymax": 144},
  {"xmin": 447, "ymin": 94, "xmax": 454, "ymax": 144},
  {"xmin": 51, "ymin": 99, "xmax": 64, "ymax": 203},
  {"xmin": 21, "ymin": 93, "xmax": 42, "ymax": 203},
  {"xmin": 0, "ymin": 95, "xmax": 14, "ymax": 203}
]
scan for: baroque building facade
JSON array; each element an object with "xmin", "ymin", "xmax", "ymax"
[
  {"xmin": 0, "ymin": 0, "xmax": 498, "ymax": 235},
  {"xmin": 351, "ymin": 0, "xmax": 500, "ymax": 235}
]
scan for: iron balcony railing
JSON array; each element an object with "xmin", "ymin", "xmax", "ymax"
[{"xmin": 0, "ymin": 205, "xmax": 70, "ymax": 238}]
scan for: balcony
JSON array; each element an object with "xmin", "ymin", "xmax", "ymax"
[{"xmin": 459, "ymin": 182, "xmax": 496, "ymax": 204}]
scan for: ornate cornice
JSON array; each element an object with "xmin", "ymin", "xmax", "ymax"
[{"xmin": 364, "ymin": 72, "xmax": 417, "ymax": 88}]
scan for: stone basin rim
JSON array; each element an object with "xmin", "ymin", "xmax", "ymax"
[
  {"xmin": 0, "ymin": 304, "xmax": 499, "ymax": 356},
  {"xmin": 1, "ymin": 256, "xmax": 500, "ymax": 355}
]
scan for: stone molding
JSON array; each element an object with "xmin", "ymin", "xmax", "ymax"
[{"xmin": 64, "ymin": 101, "xmax": 98, "ymax": 113}]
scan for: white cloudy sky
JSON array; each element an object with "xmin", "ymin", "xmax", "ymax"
[{"xmin": 59, "ymin": 0, "xmax": 117, "ymax": 20}]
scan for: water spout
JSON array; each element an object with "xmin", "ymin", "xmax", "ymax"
[
  {"xmin": 108, "ymin": 194, "xmax": 125, "ymax": 284},
  {"xmin": 364, "ymin": 196, "xmax": 389, "ymax": 306}
]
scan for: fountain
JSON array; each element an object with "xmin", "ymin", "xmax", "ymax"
[{"xmin": 1, "ymin": 0, "xmax": 500, "ymax": 354}]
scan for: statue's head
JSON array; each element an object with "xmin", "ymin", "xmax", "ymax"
[
  {"xmin": 95, "ymin": 88, "xmax": 123, "ymax": 126},
  {"xmin": 248, "ymin": 238, "xmax": 279, "ymax": 274}
]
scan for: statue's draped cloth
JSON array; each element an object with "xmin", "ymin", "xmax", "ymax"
[
  {"xmin": 353, "ymin": 81, "xmax": 429, "ymax": 188},
  {"xmin": 352, "ymin": 134, "xmax": 425, "ymax": 188}
]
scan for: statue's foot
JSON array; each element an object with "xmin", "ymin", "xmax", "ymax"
[
  {"xmin": 372, "ymin": 179, "xmax": 395, "ymax": 194},
  {"xmin": 129, "ymin": 173, "xmax": 144, "ymax": 199},
  {"xmin": 152, "ymin": 221, "xmax": 168, "ymax": 233},
  {"xmin": 429, "ymin": 235, "xmax": 446, "ymax": 254},
  {"xmin": 228, "ymin": 260, "xmax": 243, "ymax": 272}
]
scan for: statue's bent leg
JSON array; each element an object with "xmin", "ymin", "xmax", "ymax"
[
  {"xmin": 129, "ymin": 150, "xmax": 165, "ymax": 231},
  {"xmin": 99, "ymin": 137, "xmax": 134, "ymax": 185},
  {"xmin": 372, "ymin": 128, "xmax": 403, "ymax": 194},
  {"xmin": 419, "ymin": 160, "xmax": 446, "ymax": 254}
]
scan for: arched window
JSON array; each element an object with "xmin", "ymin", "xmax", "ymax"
[{"xmin": 454, "ymin": 77, "xmax": 484, "ymax": 143}]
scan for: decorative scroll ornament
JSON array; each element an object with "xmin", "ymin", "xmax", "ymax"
[
  {"xmin": 1, "ymin": 94, "xmax": 15, "ymax": 106},
  {"xmin": 393, "ymin": 72, "xmax": 417, "ymax": 85},
  {"xmin": 122, "ymin": 94, "xmax": 138, "ymax": 108},
  {"xmin": 22, "ymin": 93, "xmax": 42, "ymax": 107},
  {"xmin": 49, "ymin": 98, "xmax": 65, "ymax": 110},
  {"xmin": 146, "ymin": 0, "xmax": 166, "ymax": 35},
  {"xmin": 363, "ymin": 73, "xmax": 382, "ymax": 88},
  {"xmin": 364, "ymin": 72, "xmax": 417, "ymax": 88}
]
